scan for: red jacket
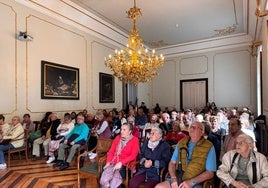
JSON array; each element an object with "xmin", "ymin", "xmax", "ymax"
[{"xmin": 107, "ymin": 135, "xmax": 139, "ymax": 166}]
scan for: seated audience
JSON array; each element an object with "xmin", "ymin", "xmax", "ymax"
[
  {"xmin": 220, "ymin": 117, "xmax": 243, "ymax": 161},
  {"xmin": 216, "ymin": 110, "xmax": 229, "ymax": 136},
  {"xmin": 159, "ymin": 113, "xmax": 173, "ymax": 136},
  {"xmin": 32, "ymin": 113, "xmax": 61, "ymax": 160},
  {"xmin": 0, "ymin": 114, "xmax": 11, "ymax": 138},
  {"xmin": 46, "ymin": 113, "xmax": 75, "ymax": 163},
  {"xmin": 0, "ymin": 116, "xmax": 24, "ymax": 169},
  {"xmin": 155, "ymin": 121, "xmax": 217, "ymax": 188},
  {"xmin": 85, "ymin": 112, "xmax": 96, "ymax": 129},
  {"xmin": 125, "ymin": 101, "xmax": 135, "ymax": 115},
  {"xmin": 209, "ymin": 116, "xmax": 226, "ymax": 137},
  {"xmin": 153, "ymin": 103, "xmax": 161, "ymax": 115},
  {"xmin": 142, "ymin": 114, "xmax": 159, "ymax": 140},
  {"xmin": 127, "ymin": 116, "xmax": 140, "ymax": 138},
  {"xmin": 111, "ymin": 110, "xmax": 127, "ymax": 139},
  {"xmin": 40, "ymin": 112, "xmax": 53, "ymax": 129},
  {"xmin": 129, "ymin": 127, "xmax": 171, "ymax": 188},
  {"xmin": 195, "ymin": 114, "xmax": 204, "ymax": 122},
  {"xmin": 240, "ymin": 112, "xmax": 257, "ymax": 150},
  {"xmin": 29, "ymin": 112, "xmax": 52, "ymax": 144},
  {"xmin": 203, "ymin": 121, "xmax": 222, "ymax": 187},
  {"xmin": 54, "ymin": 113, "xmax": 89, "ymax": 170},
  {"xmin": 70, "ymin": 111, "xmax": 77, "ymax": 124},
  {"xmin": 82, "ymin": 109, "xmax": 88, "ymax": 119},
  {"xmin": 92, "ymin": 110, "xmax": 111, "ymax": 138},
  {"xmin": 164, "ymin": 121, "xmax": 186, "ymax": 146},
  {"xmin": 203, "ymin": 121, "xmax": 221, "ymax": 166},
  {"xmin": 139, "ymin": 102, "xmax": 149, "ymax": 115},
  {"xmin": 185, "ymin": 109, "xmax": 195, "ymax": 123},
  {"xmin": 135, "ymin": 107, "xmax": 148, "ymax": 130},
  {"xmin": 170, "ymin": 111, "xmax": 178, "ymax": 122},
  {"xmin": 210, "ymin": 102, "xmax": 218, "ymax": 114},
  {"xmin": 181, "ymin": 115, "xmax": 191, "ymax": 136},
  {"xmin": 21, "ymin": 113, "xmax": 35, "ymax": 133},
  {"xmin": 100, "ymin": 123, "xmax": 139, "ymax": 188},
  {"xmin": 217, "ymin": 134, "xmax": 268, "ymax": 187}
]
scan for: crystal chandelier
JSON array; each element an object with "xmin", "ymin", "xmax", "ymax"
[{"xmin": 105, "ymin": 0, "xmax": 164, "ymax": 86}]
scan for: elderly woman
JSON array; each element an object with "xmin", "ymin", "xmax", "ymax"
[
  {"xmin": 129, "ymin": 126, "xmax": 171, "ymax": 188},
  {"xmin": 100, "ymin": 123, "xmax": 139, "ymax": 188},
  {"xmin": 164, "ymin": 121, "xmax": 186, "ymax": 146},
  {"xmin": 92, "ymin": 110, "xmax": 111, "ymax": 138},
  {"xmin": 0, "ymin": 116, "xmax": 24, "ymax": 169},
  {"xmin": 217, "ymin": 134, "xmax": 268, "ymax": 188}
]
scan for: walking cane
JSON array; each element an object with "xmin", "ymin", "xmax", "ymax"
[{"xmin": 177, "ymin": 147, "xmax": 188, "ymax": 184}]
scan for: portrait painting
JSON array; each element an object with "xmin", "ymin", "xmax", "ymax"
[
  {"xmin": 41, "ymin": 61, "xmax": 79, "ymax": 100},
  {"xmin": 99, "ymin": 72, "xmax": 115, "ymax": 103}
]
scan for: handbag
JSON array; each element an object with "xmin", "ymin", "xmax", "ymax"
[{"xmin": 29, "ymin": 130, "xmax": 41, "ymax": 142}]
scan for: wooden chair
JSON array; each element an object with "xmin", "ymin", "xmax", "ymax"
[
  {"xmin": 33, "ymin": 121, "xmax": 41, "ymax": 131},
  {"xmin": 203, "ymin": 179, "xmax": 214, "ymax": 188},
  {"xmin": 77, "ymin": 138, "xmax": 113, "ymax": 187},
  {"xmin": 7, "ymin": 130, "xmax": 29, "ymax": 167},
  {"xmin": 122, "ymin": 159, "xmax": 139, "ymax": 187},
  {"xmin": 140, "ymin": 128, "xmax": 151, "ymax": 143}
]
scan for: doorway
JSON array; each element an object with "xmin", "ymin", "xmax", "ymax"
[
  {"xmin": 180, "ymin": 78, "xmax": 208, "ymax": 111},
  {"xmin": 123, "ymin": 83, "xmax": 138, "ymax": 110}
]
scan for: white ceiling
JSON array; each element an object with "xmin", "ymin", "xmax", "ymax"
[{"xmin": 70, "ymin": 0, "xmax": 261, "ymax": 49}]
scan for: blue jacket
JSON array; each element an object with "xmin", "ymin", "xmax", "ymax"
[
  {"xmin": 135, "ymin": 139, "xmax": 171, "ymax": 181},
  {"xmin": 66, "ymin": 122, "xmax": 90, "ymax": 143}
]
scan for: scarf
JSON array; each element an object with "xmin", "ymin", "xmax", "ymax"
[
  {"xmin": 148, "ymin": 139, "xmax": 160, "ymax": 151},
  {"xmin": 116, "ymin": 134, "xmax": 133, "ymax": 156}
]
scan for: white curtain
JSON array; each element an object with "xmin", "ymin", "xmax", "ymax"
[{"xmin": 182, "ymin": 80, "xmax": 206, "ymax": 111}]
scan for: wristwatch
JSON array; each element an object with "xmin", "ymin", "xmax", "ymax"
[{"xmin": 191, "ymin": 178, "xmax": 196, "ymax": 186}]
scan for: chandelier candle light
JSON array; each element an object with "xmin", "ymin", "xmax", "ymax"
[{"xmin": 104, "ymin": 0, "xmax": 164, "ymax": 86}]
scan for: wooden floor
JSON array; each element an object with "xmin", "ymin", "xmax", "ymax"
[{"xmin": 0, "ymin": 157, "xmax": 91, "ymax": 188}]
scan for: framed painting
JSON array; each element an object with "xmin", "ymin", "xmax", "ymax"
[
  {"xmin": 99, "ymin": 72, "xmax": 115, "ymax": 103},
  {"xmin": 41, "ymin": 60, "xmax": 79, "ymax": 100}
]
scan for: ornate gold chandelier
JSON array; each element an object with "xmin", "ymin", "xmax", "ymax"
[{"xmin": 105, "ymin": 0, "xmax": 164, "ymax": 86}]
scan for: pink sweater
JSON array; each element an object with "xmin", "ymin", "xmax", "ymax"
[{"xmin": 107, "ymin": 135, "xmax": 139, "ymax": 166}]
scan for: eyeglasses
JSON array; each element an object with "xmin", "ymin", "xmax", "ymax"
[
  {"xmin": 235, "ymin": 141, "xmax": 247, "ymax": 146},
  {"xmin": 150, "ymin": 132, "xmax": 157, "ymax": 136},
  {"xmin": 189, "ymin": 125, "xmax": 202, "ymax": 131}
]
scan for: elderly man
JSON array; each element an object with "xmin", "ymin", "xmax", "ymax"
[
  {"xmin": 155, "ymin": 121, "xmax": 217, "ymax": 188},
  {"xmin": 0, "ymin": 116, "xmax": 24, "ymax": 169},
  {"xmin": 54, "ymin": 113, "xmax": 89, "ymax": 170},
  {"xmin": 220, "ymin": 117, "xmax": 243, "ymax": 161},
  {"xmin": 217, "ymin": 134, "xmax": 268, "ymax": 187}
]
